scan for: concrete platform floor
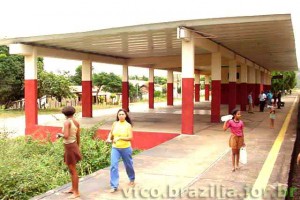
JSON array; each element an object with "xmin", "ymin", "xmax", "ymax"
[{"xmin": 33, "ymin": 94, "xmax": 298, "ymax": 200}]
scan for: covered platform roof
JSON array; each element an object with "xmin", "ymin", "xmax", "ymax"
[{"xmin": 0, "ymin": 14, "xmax": 297, "ymax": 73}]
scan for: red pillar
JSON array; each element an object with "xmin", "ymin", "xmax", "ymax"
[
  {"xmin": 240, "ymin": 83, "xmax": 248, "ymax": 111},
  {"xmin": 211, "ymin": 80, "xmax": 221, "ymax": 123},
  {"xmin": 82, "ymin": 81, "xmax": 92, "ymax": 117},
  {"xmin": 205, "ymin": 84, "xmax": 209, "ymax": 101},
  {"xmin": 149, "ymin": 82, "xmax": 154, "ymax": 109},
  {"xmin": 221, "ymin": 83, "xmax": 229, "ymax": 104},
  {"xmin": 167, "ymin": 83, "xmax": 173, "ymax": 106},
  {"xmin": 122, "ymin": 82, "xmax": 129, "ymax": 112},
  {"xmin": 195, "ymin": 84, "xmax": 200, "ymax": 102},
  {"xmin": 247, "ymin": 84, "xmax": 255, "ymax": 96},
  {"xmin": 182, "ymin": 78, "xmax": 194, "ymax": 134},
  {"xmin": 25, "ymin": 80, "xmax": 38, "ymax": 134},
  {"xmin": 228, "ymin": 82, "xmax": 237, "ymax": 114}
]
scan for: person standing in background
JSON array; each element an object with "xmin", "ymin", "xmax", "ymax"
[
  {"xmin": 247, "ymin": 91, "xmax": 254, "ymax": 113},
  {"xmin": 277, "ymin": 90, "xmax": 282, "ymax": 109},
  {"xmin": 258, "ymin": 91, "xmax": 266, "ymax": 112}
]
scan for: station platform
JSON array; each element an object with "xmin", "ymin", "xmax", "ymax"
[{"xmin": 33, "ymin": 94, "xmax": 298, "ymax": 200}]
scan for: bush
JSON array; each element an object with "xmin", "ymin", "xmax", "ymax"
[
  {"xmin": 154, "ymin": 90, "xmax": 162, "ymax": 97},
  {"xmin": 0, "ymin": 125, "xmax": 140, "ymax": 199}
]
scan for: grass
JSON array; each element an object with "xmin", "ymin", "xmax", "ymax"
[
  {"xmin": 0, "ymin": 125, "xmax": 142, "ymax": 200},
  {"xmin": 0, "ymin": 104, "xmax": 121, "ymax": 118},
  {"xmin": 0, "ymin": 97, "xmax": 181, "ymax": 118}
]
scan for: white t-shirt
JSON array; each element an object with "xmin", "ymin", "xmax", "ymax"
[{"xmin": 259, "ymin": 93, "xmax": 266, "ymax": 101}]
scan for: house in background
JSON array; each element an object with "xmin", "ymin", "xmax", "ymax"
[{"xmin": 70, "ymin": 86, "xmax": 120, "ymax": 104}]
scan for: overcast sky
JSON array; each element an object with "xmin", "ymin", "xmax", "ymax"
[{"xmin": 1, "ymin": 0, "xmax": 299, "ymax": 76}]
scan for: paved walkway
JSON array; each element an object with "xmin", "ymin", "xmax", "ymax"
[{"xmin": 30, "ymin": 94, "xmax": 298, "ymax": 200}]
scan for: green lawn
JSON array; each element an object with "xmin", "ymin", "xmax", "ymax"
[
  {"xmin": 0, "ymin": 97, "xmax": 181, "ymax": 118},
  {"xmin": 0, "ymin": 104, "xmax": 120, "ymax": 118}
]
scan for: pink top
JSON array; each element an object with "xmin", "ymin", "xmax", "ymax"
[{"xmin": 226, "ymin": 119, "xmax": 244, "ymax": 137}]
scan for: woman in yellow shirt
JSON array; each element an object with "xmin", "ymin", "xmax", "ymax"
[{"xmin": 106, "ymin": 109, "xmax": 135, "ymax": 193}]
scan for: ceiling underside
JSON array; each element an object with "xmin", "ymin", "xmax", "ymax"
[{"xmin": 0, "ymin": 14, "xmax": 297, "ymax": 72}]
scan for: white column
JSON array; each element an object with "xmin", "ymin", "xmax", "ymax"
[
  {"xmin": 82, "ymin": 60, "xmax": 92, "ymax": 81},
  {"xmin": 25, "ymin": 48, "xmax": 37, "ymax": 80},
  {"xmin": 211, "ymin": 52, "xmax": 221, "ymax": 122},
  {"xmin": 149, "ymin": 68, "xmax": 154, "ymax": 82},
  {"xmin": 256, "ymin": 69, "xmax": 261, "ymax": 84},
  {"xmin": 122, "ymin": 65, "xmax": 128, "ymax": 81},
  {"xmin": 228, "ymin": 60, "xmax": 237, "ymax": 82},
  {"xmin": 181, "ymin": 34, "xmax": 195, "ymax": 134},
  {"xmin": 248, "ymin": 65, "xmax": 256, "ymax": 84},
  {"xmin": 240, "ymin": 64, "xmax": 248, "ymax": 84},
  {"xmin": 167, "ymin": 70, "xmax": 173, "ymax": 83}
]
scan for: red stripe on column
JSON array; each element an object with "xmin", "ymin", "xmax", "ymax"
[
  {"xmin": 260, "ymin": 84, "xmax": 264, "ymax": 93},
  {"xmin": 240, "ymin": 83, "xmax": 248, "ymax": 111},
  {"xmin": 167, "ymin": 83, "xmax": 173, "ymax": 106},
  {"xmin": 25, "ymin": 80, "xmax": 38, "ymax": 135},
  {"xmin": 122, "ymin": 82, "xmax": 129, "ymax": 112},
  {"xmin": 149, "ymin": 82, "xmax": 154, "ymax": 109},
  {"xmin": 228, "ymin": 82, "xmax": 237, "ymax": 114},
  {"xmin": 82, "ymin": 81, "xmax": 92, "ymax": 117},
  {"xmin": 205, "ymin": 84, "xmax": 210, "ymax": 101},
  {"xmin": 194, "ymin": 84, "xmax": 200, "ymax": 102},
  {"xmin": 221, "ymin": 84, "xmax": 229, "ymax": 104},
  {"xmin": 264, "ymin": 85, "xmax": 270, "ymax": 92},
  {"xmin": 182, "ymin": 78, "xmax": 194, "ymax": 134},
  {"xmin": 247, "ymin": 84, "xmax": 255, "ymax": 96},
  {"xmin": 236, "ymin": 84, "xmax": 241, "ymax": 104},
  {"xmin": 211, "ymin": 80, "xmax": 221, "ymax": 123}
]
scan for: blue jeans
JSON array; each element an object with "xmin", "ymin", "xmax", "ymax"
[{"xmin": 110, "ymin": 147, "xmax": 135, "ymax": 189}]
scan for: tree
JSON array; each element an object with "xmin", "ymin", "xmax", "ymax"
[
  {"xmin": 154, "ymin": 76, "xmax": 167, "ymax": 85},
  {"xmin": 70, "ymin": 65, "xmax": 82, "ymax": 85},
  {"xmin": 0, "ymin": 46, "xmax": 24, "ymax": 108},
  {"xmin": 38, "ymin": 70, "xmax": 74, "ymax": 102},
  {"xmin": 141, "ymin": 75, "xmax": 148, "ymax": 81},
  {"xmin": 93, "ymin": 72, "xmax": 122, "ymax": 104},
  {"xmin": 271, "ymin": 71, "xmax": 297, "ymax": 92}
]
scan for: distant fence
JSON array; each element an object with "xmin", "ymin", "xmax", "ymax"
[{"xmin": 8, "ymin": 97, "xmax": 80, "ymax": 110}]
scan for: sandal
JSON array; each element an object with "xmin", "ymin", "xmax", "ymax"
[
  {"xmin": 109, "ymin": 188, "xmax": 117, "ymax": 193},
  {"xmin": 128, "ymin": 181, "xmax": 135, "ymax": 187},
  {"xmin": 67, "ymin": 194, "xmax": 80, "ymax": 199},
  {"xmin": 63, "ymin": 190, "xmax": 73, "ymax": 194}
]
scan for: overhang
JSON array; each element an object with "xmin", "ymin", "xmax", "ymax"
[{"xmin": 0, "ymin": 14, "xmax": 297, "ymax": 72}]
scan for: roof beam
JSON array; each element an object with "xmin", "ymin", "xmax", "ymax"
[
  {"xmin": 193, "ymin": 37, "xmax": 218, "ymax": 53},
  {"xmin": 127, "ymin": 54, "xmax": 211, "ymax": 68},
  {"xmin": 9, "ymin": 43, "xmax": 126, "ymax": 65}
]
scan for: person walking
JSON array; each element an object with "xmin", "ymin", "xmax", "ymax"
[
  {"xmin": 223, "ymin": 109, "xmax": 245, "ymax": 172},
  {"xmin": 258, "ymin": 91, "xmax": 266, "ymax": 112},
  {"xmin": 106, "ymin": 109, "xmax": 135, "ymax": 192},
  {"xmin": 247, "ymin": 91, "xmax": 254, "ymax": 113},
  {"xmin": 269, "ymin": 101, "xmax": 276, "ymax": 129},
  {"xmin": 277, "ymin": 90, "xmax": 282, "ymax": 109},
  {"xmin": 266, "ymin": 91, "xmax": 273, "ymax": 106},
  {"xmin": 57, "ymin": 106, "xmax": 81, "ymax": 199}
]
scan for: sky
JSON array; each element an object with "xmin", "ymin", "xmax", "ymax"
[{"xmin": 0, "ymin": 0, "xmax": 299, "ymax": 76}]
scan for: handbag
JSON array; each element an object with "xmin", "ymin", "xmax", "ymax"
[{"xmin": 240, "ymin": 147, "xmax": 247, "ymax": 164}]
